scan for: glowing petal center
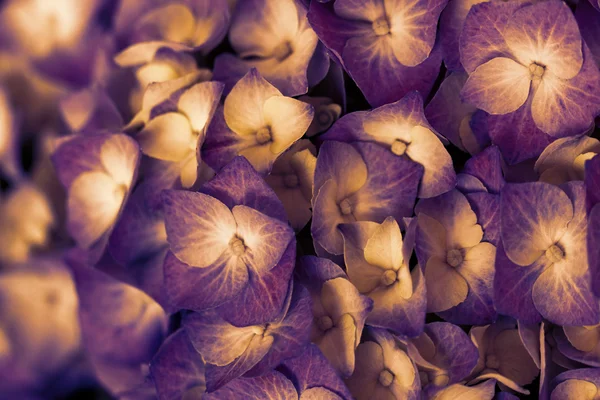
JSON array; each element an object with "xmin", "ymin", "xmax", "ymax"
[
  {"xmin": 431, "ymin": 373, "xmax": 449, "ymax": 387},
  {"xmin": 372, "ymin": 18, "xmax": 390, "ymax": 36},
  {"xmin": 378, "ymin": 369, "xmax": 394, "ymax": 387},
  {"xmin": 486, "ymin": 354, "xmax": 500, "ymax": 370},
  {"xmin": 391, "ymin": 140, "xmax": 408, "ymax": 156},
  {"xmin": 229, "ymin": 237, "xmax": 246, "ymax": 256},
  {"xmin": 545, "ymin": 244, "xmax": 565, "ymax": 263},
  {"xmin": 529, "ymin": 63, "xmax": 546, "ymax": 81},
  {"xmin": 339, "ymin": 198, "xmax": 353, "ymax": 215},
  {"xmin": 256, "ymin": 127, "xmax": 272, "ymax": 145},
  {"xmin": 446, "ymin": 249, "xmax": 463, "ymax": 268},
  {"xmin": 317, "ymin": 315, "xmax": 333, "ymax": 331},
  {"xmin": 381, "ymin": 270, "xmax": 397, "ymax": 286},
  {"xmin": 272, "ymin": 41, "xmax": 293, "ymax": 61}
]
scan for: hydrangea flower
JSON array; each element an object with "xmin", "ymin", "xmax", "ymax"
[
  {"xmin": 0, "ymin": 184, "xmax": 54, "ymax": 264},
  {"xmin": 162, "ymin": 188, "xmax": 294, "ymax": 312},
  {"xmin": 213, "ymin": 0, "xmax": 326, "ymax": 97},
  {"xmin": 308, "ymin": 0, "xmax": 447, "ymax": 107},
  {"xmin": 340, "ymin": 217, "xmax": 427, "ymax": 337},
  {"xmin": 203, "ymin": 69, "xmax": 314, "ymax": 174},
  {"xmin": 468, "ymin": 317, "xmax": 539, "ymax": 394},
  {"xmin": 415, "ymin": 189, "xmax": 497, "ymax": 324},
  {"xmin": 0, "ymin": 259, "xmax": 80, "ymax": 395},
  {"xmin": 114, "ymin": 0, "xmax": 230, "ymax": 53},
  {"xmin": 264, "ymin": 140, "xmax": 317, "ymax": 231},
  {"xmin": 407, "ymin": 322, "xmax": 479, "ymax": 396},
  {"xmin": 128, "ymin": 73, "xmax": 223, "ymax": 190},
  {"xmin": 346, "ymin": 327, "xmax": 421, "ymax": 400},
  {"xmin": 495, "ymin": 181, "xmax": 600, "ymax": 325},
  {"xmin": 51, "ymin": 133, "xmax": 140, "ymax": 262},
  {"xmin": 460, "ymin": 0, "xmax": 600, "ymax": 164},
  {"xmin": 535, "ymin": 135, "xmax": 600, "ymax": 185},
  {"xmin": 312, "ymin": 140, "xmax": 423, "ymax": 256},
  {"xmin": 297, "ymin": 256, "xmax": 373, "ymax": 377},
  {"xmin": 322, "ymin": 91, "xmax": 456, "ymax": 198},
  {"xmin": 163, "ymin": 157, "xmax": 296, "ymax": 324},
  {"xmin": 183, "ymin": 283, "xmax": 312, "ymax": 392}
]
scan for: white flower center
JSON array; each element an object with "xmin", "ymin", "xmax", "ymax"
[
  {"xmin": 256, "ymin": 127, "xmax": 272, "ymax": 145},
  {"xmin": 339, "ymin": 198, "xmax": 353, "ymax": 215},
  {"xmin": 545, "ymin": 243, "xmax": 565, "ymax": 263},
  {"xmin": 391, "ymin": 140, "xmax": 408, "ymax": 156},
  {"xmin": 372, "ymin": 18, "xmax": 390, "ymax": 36},
  {"xmin": 446, "ymin": 249, "xmax": 463, "ymax": 268},
  {"xmin": 317, "ymin": 315, "xmax": 333, "ymax": 331},
  {"xmin": 283, "ymin": 174, "xmax": 299, "ymax": 188},
  {"xmin": 272, "ymin": 41, "xmax": 293, "ymax": 61},
  {"xmin": 381, "ymin": 270, "xmax": 397, "ymax": 286},
  {"xmin": 378, "ymin": 369, "xmax": 394, "ymax": 387},
  {"xmin": 229, "ymin": 237, "xmax": 246, "ymax": 256},
  {"xmin": 529, "ymin": 62, "xmax": 545, "ymax": 80}
]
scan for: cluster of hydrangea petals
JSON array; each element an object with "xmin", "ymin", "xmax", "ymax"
[{"xmin": 0, "ymin": 0, "xmax": 599, "ymax": 399}]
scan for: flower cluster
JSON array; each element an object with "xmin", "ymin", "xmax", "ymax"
[{"xmin": 0, "ymin": 0, "xmax": 599, "ymax": 399}]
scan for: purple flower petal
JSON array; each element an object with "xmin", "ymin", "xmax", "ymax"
[
  {"xmin": 487, "ymin": 96, "xmax": 552, "ymax": 165},
  {"xmin": 465, "ymin": 192, "xmax": 500, "ymax": 246},
  {"xmin": 531, "ymin": 182, "xmax": 599, "ymax": 325},
  {"xmin": 494, "ymin": 244, "xmax": 545, "ymax": 324},
  {"xmin": 199, "ymin": 156, "xmax": 288, "ymax": 223},
  {"xmin": 577, "ymin": 0, "xmax": 600, "ymax": 65},
  {"xmin": 459, "ymin": 1, "xmax": 522, "ymax": 74},
  {"xmin": 503, "ymin": 1, "xmax": 582, "ymax": 80},
  {"xmin": 536, "ymin": 135, "xmax": 600, "ymax": 185},
  {"xmin": 590, "ymin": 205, "xmax": 600, "ymax": 297},
  {"xmin": 530, "ymin": 45, "xmax": 600, "ymax": 138},
  {"xmin": 203, "ymin": 371, "xmax": 298, "ymax": 400},
  {"xmin": 280, "ymin": 344, "xmax": 353, "ymax": 399},
  {"xmin": 425, "ymin": 71, "xmax": 477, "ymax": 151},
  {"xmin": 69, "ymin": 259, "xmax": 167, "ymax": 397},
  {"xmin": 184, "ymin": 310, "xmax": 274, "ymax": 391},
  {"xmin": 500, "ymin": 182, "xmax": 573, "ymax": 266},
  {"xmin": 246, "ymin": 283, "xmax": 313, "ymax": 375},
  {"xmin": 52, "ymin": 134, "xmax": 140, "ymax": 259},
  {"xmin": 214, "ymin": 241, "xmax": 296, "ymax": 327},
  {"xmin": 439, "ymin": 0, "xmax": 487, "ymax": 71},
  {"xmin": 462, "ymin": 145, "xmax": 505, "ymax": 194},
  {"xmin": 461, "ymin": 57, "xmax": 531, "ymax": 115},
  {"xmin": 149, "ymin": 330, "xmax": 206, "ymax": 400},
  {"xmin": 409, "ymin": 322, "xmax": 479, "ymax": 386},
  {"xmin": 550, "ymin": 368, "xmax": 600, "ymax": 400}
]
